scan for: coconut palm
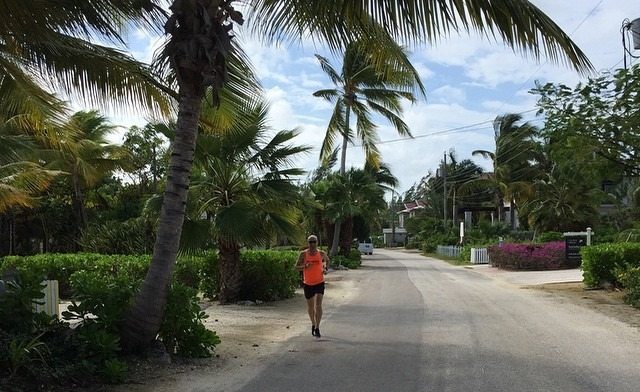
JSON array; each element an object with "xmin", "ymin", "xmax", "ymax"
[
  {"xmin": 466, "ymin": 114, "xmax": 540, "ymax": 229},
  {"xmin": 313, "ymin": 36, "xmax": 422, "ymax": 255},
  {"xmin": 124, "ymin": 0, "xmax": 592, "ymax": 349},
  {"xmin": 314, "ymin": 38, "xmax": 424, "ymax": 173},
  {"xmin": 190, "ymin": 100, "xmax": 310, "ymax": 303}
]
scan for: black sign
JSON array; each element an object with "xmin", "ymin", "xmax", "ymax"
[{"xmin": 565, "ymin": 236, "xmax": 587, "ymax": 262}]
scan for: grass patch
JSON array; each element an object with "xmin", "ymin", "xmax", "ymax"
[{"xmin": 423, "ymin": 253, "xmax": 471, "ymax": 266}]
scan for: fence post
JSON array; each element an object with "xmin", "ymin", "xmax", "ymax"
[{"xmin": 34, "ymin": 280, "xmax": 59, "ymax": 317}]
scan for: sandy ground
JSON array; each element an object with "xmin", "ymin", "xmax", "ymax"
[
  {"xmin": 103, "ymin": 263, "xmax": 640, "ymax": 392},
  {"xmin": 526, "ymin": 282, "xmax": 640, "ymax": 330},
  {"xmin": 106, "ymin": 269, "xmax": 362, "ymax": 392}
]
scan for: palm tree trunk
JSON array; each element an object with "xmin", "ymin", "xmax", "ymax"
[
  {"xmin": 71, "ymin": 171, "xmax": 88, "ymax": 245},
  {"xmin": 121, "ymin": 93, "xmax": 202, "ymax": 351},
  {"xmin": 331, "ymin": 105, "xmax": 351, "ymax": 257},
  {"xmin": 510, "ymin": 197, "xmax": 516, "ymax": 230},
  {"xmin": 339, "ymin": 217, "xmax": 353, "ymax": 256},
  {"xmin": 218, "ymin": 239, "xmax": 241, "ymax": 304}
]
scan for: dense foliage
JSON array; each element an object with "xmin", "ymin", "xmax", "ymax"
[{"xmin": 0, "ymin": 249, "xmax": 301, "ymax": 389}]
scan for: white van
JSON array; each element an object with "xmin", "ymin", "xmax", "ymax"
[{"xmin": 358, "ymin": 241, "xmax": 374, "ymax": 255}]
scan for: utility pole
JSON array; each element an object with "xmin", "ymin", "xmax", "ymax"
[{"xmin": 443, "ymin": 152, "xmax": 447, "ymax": 225}]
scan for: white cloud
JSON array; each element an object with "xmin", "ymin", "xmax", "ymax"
[{"xmin": 432, "ymin": 85, "xmax": 466, "ymax": 103}]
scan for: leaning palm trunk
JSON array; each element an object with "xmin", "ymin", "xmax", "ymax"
[
  {"xmin": 121, "ymin": 95, "xmax": 203, "ymax": 350},
  {"xmin": 121, "ymin": 0, "xmax": 239, "ymax": 350},
  {"xmin": 218, "ymin": 239, "xmax": 242, "ymax": 304}
]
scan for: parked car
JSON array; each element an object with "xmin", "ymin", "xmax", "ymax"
[{"xmin": 358, "ymin": 241, "xmax": 374, "ymax": 255}]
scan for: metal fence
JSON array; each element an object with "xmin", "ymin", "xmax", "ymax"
[{"xmin": 436, "ymin": 245, "xmax": 461, "ymax": 258}]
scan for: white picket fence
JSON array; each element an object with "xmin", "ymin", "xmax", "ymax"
[
  {"xmin": 470, "ymin": 247, "xmax": 490, "ymax": 264},
  {"xmin": 437, "ymin": 245, "xmax": 461, "ymax": 258},
  {"xmin": 34, "ymin": 280, "xmax": 59, "ymax": 317}
]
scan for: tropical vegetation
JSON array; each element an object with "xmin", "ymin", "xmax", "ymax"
[{"xmin": 0, "ymin": 0, "xmax": 604, "ymax": 388}]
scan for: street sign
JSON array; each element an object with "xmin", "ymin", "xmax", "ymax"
[{"xmin": 565, "ymin": 236, "xmax": 587, "ymax": 263}]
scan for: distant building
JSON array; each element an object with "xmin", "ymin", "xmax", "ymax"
[{"xmin": 383, "ymin": 200, "xmax": 426, "ymax": 246}]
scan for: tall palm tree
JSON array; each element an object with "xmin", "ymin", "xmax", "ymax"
[
  {"xmin": 314, "ymin": 38, "xmax": 424, "ymax": 173},
  {"xmin": 190, "ymin": 100, "xmax": 310, "ymax": 303},
  {"xmin": 468, "ymin": 114, "xmax": 540, "ymax": 229},
  {"xmin": 313, "ymin": 37, "xmax": 422, "ymax": 255},
  {"xmin": 124, "ymin": 0, "xmax": 593, "ymax": 349}
]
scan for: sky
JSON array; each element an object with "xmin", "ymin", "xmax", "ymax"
[{"xmin": 108, "ymin": 0, "xmax": 639, "ymax": 196}]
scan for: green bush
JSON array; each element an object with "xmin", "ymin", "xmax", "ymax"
[
  {"xmin": 159, "ymin": 283, "xmax": 220, "ymax": 357},
  {"xmin": 537, "ymin": 231, "xmax": 564, "ymax": 242},
  {"xmin": 239, "ymin": 251, "xmax": 299, "ymax": 301},
  {"xmin": 198, "ymin": 252, "xmax": 220, "ymax": 300},
  {"xmin": 0, "ymin": 253, "xmax": 206, "ymax": 299},
  {"xmin": 581, "ymin": 242, "xmax": 640, "ymax": 287},
  {"xmin": 617, "ymin": 267, "xmax": 640, "ymax": 308},
  {"xmin": 80, "ymin": 217, "xmax": 155, "ymax": 255},
  {"xmin": 459, "ymin": 246, "xmax": 471, "ymax": 262}
]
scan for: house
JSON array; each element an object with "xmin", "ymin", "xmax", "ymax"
[{"xmin": 382, "ymin": 200, "xmax": 426, "ymax": 246}]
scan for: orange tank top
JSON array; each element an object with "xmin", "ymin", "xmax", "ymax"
[{"xmin": 303, "ymin": 250, "xmax": 324, "ymax": 285}]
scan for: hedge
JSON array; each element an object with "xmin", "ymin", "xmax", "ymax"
[
  {"xmin": 488, "ymin": 241, "xmax": 576, "ymax": 270},
  {"xmin": 0, "ymin": 253, "xmax": 207, "ymax": 298},
  {"xmin": 581, "ymin": 242, "xmax": 640, "ymax": 287},
  {"xmin": 0, "ymin": 250, "xmax": 299, "ymax": 302}
]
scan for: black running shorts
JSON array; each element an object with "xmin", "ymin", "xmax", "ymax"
[{"xmin": 303, "ymin": 282, "xmax": 325, "ymax": 299}]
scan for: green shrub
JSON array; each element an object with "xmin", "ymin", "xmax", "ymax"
[
  {"xmin": 80, "ymin": 217, "xmax": 155, "ymax": 255},
  {"xmin": 0, "ymin": 253, "xmax": 206, "ymax": 299},
  {"xmin": 537, "ymin": 231, "xmax": 564, "ymax": 242},
  {"xmin": 239, "ymin": 251, "xmax": 299, "ymax": 301},
  {"xmin": 159, "ymin": 283, "xmax": 220, "ymax": 357},
  {"xmin": 198, "ymin": 252, "xmax": 220, "ymax": 300},
  {"xmin": 459, "ymin": 246, "xmax": 471, "ymax": 262},
  {"xmin": 581, "ymin": 242, "xmax": 640, "ymax": 287},
  {"xmin": 618, "ymin": 267, "xmax": 640, "ymax": 308},
  {"xmin": 102, "ymin": 358, "xmax": 128, "ymax": 384},
  {"xmin": 0, "ymin": 271, "xmax": 51, "ymax": 334},
  {"xmin": 64, "ymin": 271, "xmax": 139, "ymax": 332}
]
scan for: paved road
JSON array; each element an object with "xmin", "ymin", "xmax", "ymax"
[{"xmin": 238, "ymin": 249, "xmax": 640, "ymax": 392}]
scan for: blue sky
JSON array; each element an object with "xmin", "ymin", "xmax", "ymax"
[{"xmin": 109, "ymin": 0, "xmax": 638, "ymax": 195}]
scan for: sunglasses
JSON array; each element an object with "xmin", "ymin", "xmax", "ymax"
[{"xmin": 308, "ymin": 240, "xmax": 317, "ymax": 244}]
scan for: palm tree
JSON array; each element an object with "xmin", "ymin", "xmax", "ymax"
[
  {"xmin": 467, "ymin": 114, "xmax": 540, "ymax": 229},
  {"xmin": 314, "ymin": 39, "xmax": 424, "ymax": 173},
  {"xmin": 523, "ymin": 166, "xmax": 602, "ymax": 232},
  {"xmin": 190, "ymin": 100, "xmax": 310, "ymax": 303},
  {"xmin": 124, "ymin": 0, "xmax": 593, "ymax": 349},
  {"xmin": 42, "ymin": 111, "xmax": 128, "ymax": 239},
  {"xmin": 313, "ymin": 37, "xmax": 422, "ymax": 255}
]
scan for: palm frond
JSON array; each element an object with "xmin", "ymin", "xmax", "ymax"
[
  {"xmin": 248, "ymin": 0, "xmax": 592, "ymax": 74},
  {"xmin": 312, "ymin": 89, "xmax": 340, "ymax": 102},
  {"xmin": 365, "ymin": 100, "xmax": 412, "ymax": 137},
  {"xmin": 314, "ymin": 55, "xmax": 343, "ymax": 86}
]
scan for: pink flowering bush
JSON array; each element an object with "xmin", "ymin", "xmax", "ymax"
[{"xmin": 488, "ymin": 241, "xmax": 576, "ymax": 270}]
